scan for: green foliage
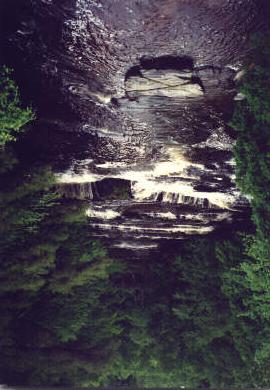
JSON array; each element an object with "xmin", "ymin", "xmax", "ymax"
[
  {"xmin": 223, "ymin": 32, "xmax": 270, "ymax": 383},
  {"xmin": 231, "ymin": 34, "xmax": 270, "ymax": 296},
  {"xmin": 0, "ymin": 67, "xmax": 35, "ymax": 147},
  {"xmin": 0, "ymin": 149, "xmax": 119, "ymax": 386}
]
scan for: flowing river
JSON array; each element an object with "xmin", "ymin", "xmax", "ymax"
[{"xmin": 4, "ymin": 0, "xmax": 268, "ymax": 251}]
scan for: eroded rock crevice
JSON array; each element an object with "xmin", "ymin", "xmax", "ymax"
[{"xmin": 123, "ymin": 55, "xmax": 235, "ymax": 99}]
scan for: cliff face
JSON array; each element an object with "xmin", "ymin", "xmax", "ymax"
[{"xmin": 3, "ymin": 0, "xmax": 266, "ymax": 249}]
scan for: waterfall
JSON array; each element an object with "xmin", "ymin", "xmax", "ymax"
[
  {"xmin": 152, "ymin": 192, "xmax": 210, "ymax": 208},
  {"xmin": 13, "ymin": 0, "xmax": 259, "ymax": 250},
  {"xmin": 57, "ymin": 182, "xmax": 95, "ymax": 200}
]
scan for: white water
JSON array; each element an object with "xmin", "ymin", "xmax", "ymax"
[
  {"xmin": 86, "ymin": 208, "xmax": 120, "ymax": 220},
  {"xmin": 91, "ymin": 222, "xmax": 214, "ymax": 236}
]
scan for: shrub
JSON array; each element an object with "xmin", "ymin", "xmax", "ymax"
[{"xmin": 0, "ymin": 66, "xmax": 35, "ymax": 147}]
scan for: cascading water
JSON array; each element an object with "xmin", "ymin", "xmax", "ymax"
[{"xmin": 6, "ymin": 0, "xmax": 266, "ymax": 250}]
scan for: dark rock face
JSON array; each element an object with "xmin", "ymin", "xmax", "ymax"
[
  {"xmin": 139, "ymin": 55, "xmax": 194, "ymax": 70},
  {"xmin": 3, "ymin": 0, "xmax": 265, "ymax": 122},
  {"xmin": 3, "ymin": 0, "xmax": 268, "ymax": 250}
]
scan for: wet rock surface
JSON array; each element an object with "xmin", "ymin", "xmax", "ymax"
[{"xmin": 3, "ymin": 0, "xmax": 269, "ymax": 250}]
